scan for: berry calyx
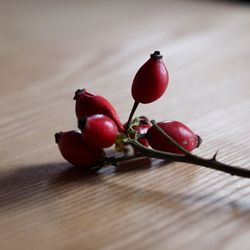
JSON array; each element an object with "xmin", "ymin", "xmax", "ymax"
[
  {"xmin": 150, "ymin": 51, "xmax": 163, "ymax": 59},
  {"xmin": 78, "ymin": 114, "xmax": 119, "ymax": 149},
  {"xmin": 55, "ymin": 130, "xmax": 105, "ymax": 168},
  {"xmin": 146, "ymin": 121, "xmax": 201, "ymax": 154}
]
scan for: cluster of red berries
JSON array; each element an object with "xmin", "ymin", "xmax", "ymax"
[{"xmin": 55, "ymin": 51, "xmax": 201, "ymax": 170}]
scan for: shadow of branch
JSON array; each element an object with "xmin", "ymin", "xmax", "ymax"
[{"xmin": 0, "ymin": 162, "xmax": 102, "ymax": 211}]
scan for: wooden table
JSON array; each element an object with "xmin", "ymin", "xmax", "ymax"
[{"xmin": 1, "ymin": 0, "xmax": 250, "ymax": 249}]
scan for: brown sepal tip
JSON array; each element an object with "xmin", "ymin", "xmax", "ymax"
[
  {"xmin": 78, "ymin": 118, "xmax": 87, "ymax": 130},
  {"xmin": 73, "ymin": 88, "xmax": 86, "ymax": 100},
  {"xmin": 150, "ymin": 51, "xmax": 163, "ymax": 59}
]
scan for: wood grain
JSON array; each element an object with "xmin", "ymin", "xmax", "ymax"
[{"xmin": 1, "ymin": 0, "xmax": 250, "ymax": 249}]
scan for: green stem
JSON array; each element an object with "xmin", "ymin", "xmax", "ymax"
[{"xmin": 126, "ymin": 101, "xmax": 139, "ymax": 133}]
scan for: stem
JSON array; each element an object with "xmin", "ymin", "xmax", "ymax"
[
  {"xmin": 127, "ymin": 139, "xmax": 250, "ymax": 178},
  {"xmin": 101, "ymin": 120, "xmax": 250, "ymax": 178},
  {"xmin": 126, "ymin": 101, "xmax": 139, "ymax": 133}
]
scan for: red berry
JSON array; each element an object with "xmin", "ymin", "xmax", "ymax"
[
  {"xmin": 133, "ymin": 124, "xmax": 151, "ymax": 147},
  {"xmin": 78, "ymin": 114, "xmax": 119, "ymax": 149},
  {"xmin": 146, "ymin": 121, "xmax": 202, "ymax": 154},
  {"xmin": 74, "ymin": 89, "xmax": 124, "ymax": 132},
  {"xmin": 55, "ymin": 130, "xmax": 105, "ymax": 168},
  {"xmin": 124, "ymin": 116, "xmax": 151, "ymax": 147},
  {"xmin": 132, "ymin": 51, "xmax": 169, "ymax": 104}
]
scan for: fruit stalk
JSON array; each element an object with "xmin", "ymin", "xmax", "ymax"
[{"xmin": 126, "ymin": 101, "xmax": 139, "ymax": 132}]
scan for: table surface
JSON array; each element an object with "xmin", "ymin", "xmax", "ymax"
[{"xmin": 1, "ymin": 0, "xmax": 250, "ymax": 249}]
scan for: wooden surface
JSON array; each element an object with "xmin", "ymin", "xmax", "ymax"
[{"xmin": 1, "ymin": 0, "xmax": 250, "ymax": 249}]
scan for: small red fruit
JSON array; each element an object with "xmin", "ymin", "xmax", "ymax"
[
  {"xmin": 146, "ymin": 121, "xmax": 202, "ymax": 154},
  {"xmin": 124, "ymin": 116, "xmax": 151, "ymax": 147},
  {"xmin": 74, "ymin": 89, "xmax": 124, "ymax": 132},
  {"xmin": 133, "ymin": 124, "xmax": 151, "ymax": 147},
  {"xmin": 78, "ymin": 114, "xmax": 119, "ymax": 149},
  {"xmin": 131, "ymin": 51, "xmax": 169, "ymax": 104},
  {"xmin": 55, "ymin": 130, "xmax": 105, "ymax": 168}
]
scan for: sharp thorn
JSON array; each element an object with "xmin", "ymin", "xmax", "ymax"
[{"xmin": 211, "ymin": 150, "xmax": 219, "ymax": 161}]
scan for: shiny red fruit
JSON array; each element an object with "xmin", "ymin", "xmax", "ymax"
[
  {"xmin": 55, "ymin": 130, "xmax": 104, "ymax": 168},
  {"xmin": 146, "ymin": 121, "xmax": 201, "ymax": 154},
  {"xmin": 74, "ymin": 89, "xmax": 124, "ymax": 132},
  {"xmin": 131, "ymin": 51, "xmax": 169, "ymax": 104},
  {"xmin": 133, "ymin": 124, "xmax": 151, "ymax": 147},
  {"xmin": 78, "ymin": 114, "xmax": 119, "ymax": 149}
]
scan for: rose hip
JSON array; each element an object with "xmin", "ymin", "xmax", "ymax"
[
  {"xmin": 55, "ymin": 130, "xmax": 104, "ymax": 168},
  {"xmin": 131, "ymin": 51, "xmax": 169, "ymax": 104},
  {"xmin": 133, "ymin": 124, "xmax": 151, "ymax": 147},
  {"xmin": 124, "ymin": 116, "xmax": 151, "ymax": 147},
  {"xmin": 78, "ymin": 114, "xmax": 119, "ymax": 149},
  {"xmin": 74, "ymin": 89, "xmax": 124, "ymax": 132},
  {"xmin": 146, "ymin": 121, "xmax": 202, "ymax": 154}
]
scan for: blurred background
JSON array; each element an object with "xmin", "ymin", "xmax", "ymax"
[{"xmin": 0, "ymin": 1, "xmax": 250, "ymax": 249}]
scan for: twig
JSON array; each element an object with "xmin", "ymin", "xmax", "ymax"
[{"xmin": 127, "ymin": 139, "xmax": 250, "ymax": 178}]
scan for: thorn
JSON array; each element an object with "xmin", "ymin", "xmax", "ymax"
[
  {"xmin": 211, "ymin": 150, "xmax": 219, "ymax": 161},
  {"xmin": 196, "ymin": 135, "xmax": 202, "ymax": 148}
]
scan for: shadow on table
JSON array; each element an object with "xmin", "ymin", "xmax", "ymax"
[
  {"xmin": 0, "ymin": 162, "xmax": 99, "ymax": 210},
  {"xmin": 0, "ymin": 159, "xmax": 250, "ymax": 218},
  {"xmin": 0, "ymin": 158, "xmax": 180, "ymax": 211},
  {"xmin": 0, "ymin": 158, "xmax": 164, "ymax": 197}
]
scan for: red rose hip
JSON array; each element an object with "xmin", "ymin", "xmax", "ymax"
[
  {"xmin": 126, "ymin": 51, "xmax": 169, "ymax": 131},
  {"xmin": 55, "ymin": 130, "xmax": 105, "ymax": 168},
  {"xmin": 133, "ymin": 124, "xmax": 151, "ymax": 147},
  {"xmin": 78, "ymin": 114, "xmax": 119, "ymax": 149},
  {"xmin": 146, "ymin": 121, "xmax": 202, "ymax": 154},
  {"xmin": 124, "ymin": 116, "xmax": 151, "ymax": 147},
  {"xmin": 74, "ymin": 89, "xmax": 124, "ymax": 132},
  {"xmin": 132, "ymin": 51, "xmax": 169, "ymax": 104}
]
